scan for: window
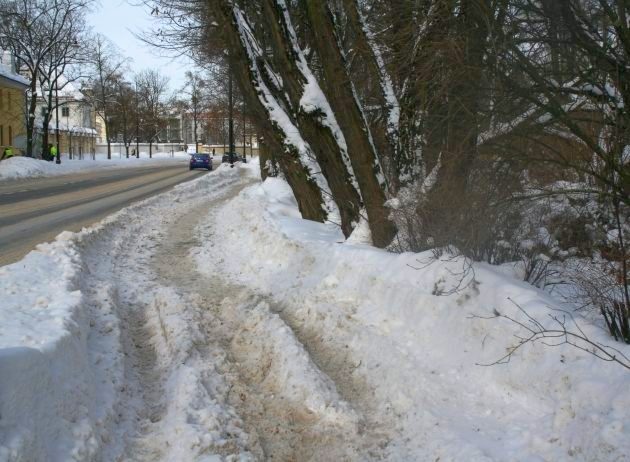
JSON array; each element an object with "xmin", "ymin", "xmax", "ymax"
[
  {"xmin": 8, "ymin": 125, "xmax": 12, "ymax": 145},
  {"xmin": 0, "ymin": 90, "xmax": 3, "ymax": 110},
  {"xmin": 7, "ymin": 91, "xmax": 11, "ymax": 110},
  {"xmin": 62, "ymin": 107, "xmax": 70, "ymax": 117},
  {"xmin": 0, "ymin": 125, "xmax": 4, "ymax": 146}
]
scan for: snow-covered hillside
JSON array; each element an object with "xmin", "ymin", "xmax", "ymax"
[{"xmin": 0, "ymin": 160, "xmax": 628, "ymax": 461}]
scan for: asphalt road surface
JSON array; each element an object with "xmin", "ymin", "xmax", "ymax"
[{"xmin": 0, "ymin": 162, "xmax": 213, "ymax": 266}]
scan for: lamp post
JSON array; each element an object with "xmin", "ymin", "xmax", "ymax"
[
  {"xmin": 136, "ymin": 86, "xmax": 140, "ymax": 158},
  {"xmin": 69, "ymin": 127, "xmax": 73, "ymax": 160},
  {"xmin": 55, "ymin": 66, "xmax": 61, "ymax": 164},
  {"xmin": 228, "ymin": 69, "xmax": 234, "ymax": 167}
]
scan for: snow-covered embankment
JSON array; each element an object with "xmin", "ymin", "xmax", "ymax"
[{"xmin": 195, "ymin": 165, "xmax": 630, "ymax": 461}]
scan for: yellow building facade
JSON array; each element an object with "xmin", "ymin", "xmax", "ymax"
[{"xmin": 0, "ymin": 72, "xmax": 28, "ymax": 155}]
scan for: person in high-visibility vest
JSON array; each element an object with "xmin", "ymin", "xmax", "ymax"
[
  {"xmin": 1, "ymin": 146, "xmax": 13, "ymax": 161},
  {"xmin": 50, "ymin": 144, "xmax": 58, "ymax": 160}
]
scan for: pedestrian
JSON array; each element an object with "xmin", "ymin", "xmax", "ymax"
[
  {"xmin": 1, "ymin": 145, "xmax": 13, "ymax": 161},
  {"xmin": 50, "ymin": 144, "xmax": 58, "ymax": 161},
  {"xmin": 131, "ymin": 148, "xmax": 136, "ymax": 157}
]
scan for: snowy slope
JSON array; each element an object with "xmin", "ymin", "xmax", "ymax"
[{"xmin": 195, "ymin": 162, "xmax": 630, "ymax": 461}]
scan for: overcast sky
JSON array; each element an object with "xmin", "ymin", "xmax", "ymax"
[{"xmin": 87, "ymin": 0, "xmax": 193, "ymax": 91}]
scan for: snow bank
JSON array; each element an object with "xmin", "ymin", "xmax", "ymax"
[
  {"xmin": 196, "ymin": 164, "xmax": 630, "ymax": 461},
  {"xmin": 0, "ymin": 232, "xmax": 124, "ymax": 461},
  {"xmin": 0, "ymin": 154, "xmax": 188, "ymax": 181},
  {"xmin": 0, "ymin": 163, "xmax": 243, "ymax": 461}
]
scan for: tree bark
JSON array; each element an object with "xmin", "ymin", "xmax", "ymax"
[
  {"xmin": 264, "ymin": 0, "xmax": 362, "ymax": 236},
  {"xmin": 211, "ymin": 0, "xmax": 328, "ymax": 223},
  {"xmin": 303, "ymin": 1, "xmax": 396, "ymax": 247},
  {"xmin": 423, "ymin": 0, "xmax": 491, "ymax": 249}
]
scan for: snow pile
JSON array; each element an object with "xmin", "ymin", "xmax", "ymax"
[
  {"xmin": 0, "ymin": 164, "xmax": 247, "ymax": 461},
  {"xmin": 196, "ymin": 164, "xmax": 630, "ymax": 461},
  {"xmin": 0, "ymin": 233, "xmax": 122, "ymax": 461},
  {"xmin": 0, "ymin": 155, "xmax": 188, "ymax": 181}
]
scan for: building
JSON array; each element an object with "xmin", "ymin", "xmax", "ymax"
[
  {"xmin": 34, "ymin": 78, "xmax": 97, "ymax": 158},
  {"xmin": 163, "ymin": 110, "xmax": 183, "ymax": 143},
  {"xmin": 0, "ymin": 51, "xmax": 29, "ymax": 155}
]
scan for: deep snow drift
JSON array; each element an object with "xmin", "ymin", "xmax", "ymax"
[{"xmin": 0, "ymin": 159, "xmax": 629, "ymax": 461}]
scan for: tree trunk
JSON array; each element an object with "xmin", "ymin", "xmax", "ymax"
[
  {"xmin": 423, "ymin": 0, "xmax": 491, "ymax": 250},
  {"xmin": 343, "ymin": 0, "xmax": 401, "ymax": 189},
  {"xmin": 302, "ymin": 1, "xmax": 396, "ymax": 247},
  {"xmin": 263, "ymin": 0, "xmax": 362, "ymax": 236},
  {"xmin": 26, "ymin": 78, "xmax": 38, "ymax": 158},
  {"xmin": 259, "ymin": 138, "xmax": 271, "ymax": 181},
  {"xmin": 211, "ymin": 0, "xmax": 329, "ymax": 223}
]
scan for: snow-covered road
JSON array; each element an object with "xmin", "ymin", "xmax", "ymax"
[{"xmin": 1, "ymin": 160, "xmax": 629, "ymax": 461}]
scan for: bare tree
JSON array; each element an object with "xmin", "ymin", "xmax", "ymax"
[
  {"xmin": 108, "ymin": 76, "xmax": 137, "ymax": 158},
  {"xmin": 181, "ymin": 70, "xmax": 206, "ymax": 154},
  {"xmin": 0, "ymin": 0, "xmax": 94, "ymax": 157},
  {"xmin": 136, "ymin": 68, "xmax": 169, "ymax": 158},
  {"xmin": 87, "ymin": 34, "xmax": 128, "ymax": 159},
  {"xmin": 37, "ymin": 5, "xmax": 89, "ymax": 160}
]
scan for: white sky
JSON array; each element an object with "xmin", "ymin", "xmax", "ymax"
[{"xmin": 87, "ymin": 0, "xmax": 193, "ymax": 91}]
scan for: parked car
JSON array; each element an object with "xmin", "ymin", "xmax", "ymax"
[
  {"xmin": 221, "ymin": 152, "xmax": 244, "ymax": 163},
  {"xmin": 189, "ymin": 153, "xmax": 212, "ymax": 170}
]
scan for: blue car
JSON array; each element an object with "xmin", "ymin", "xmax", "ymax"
[{"xmin": 189, "ymin": 153, "xmax": 212, "ymax": 170}]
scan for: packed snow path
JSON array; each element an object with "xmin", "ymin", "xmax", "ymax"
[{"xmin": 81, "ymin": 168, "xmax": 383, "ymax": 460}]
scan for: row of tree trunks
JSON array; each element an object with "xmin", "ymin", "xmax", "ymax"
[
  {"xmin": 210, "ymin": 0, "xmax": 328, "ymax": 224},
  {"xmin": 263, "ymin": 0, "xmax": 362, "ymax": 237},
  {"xmin": 302, "ymin": 1, "xmax": 396, "ymax": 247},
  {"xmin": 342, "ymin": 0, "xmax": 400, "ymax": 190}
]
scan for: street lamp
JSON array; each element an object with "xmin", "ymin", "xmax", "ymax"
[
  {"xmin": 55, "ymin": 67, "xmax": 61, "ymax": 164},
  {"xmin": 228, "ymin": 69, "xmax": 235, "ymax": 167}
]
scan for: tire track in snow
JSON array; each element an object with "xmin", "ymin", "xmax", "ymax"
[
  {"xmin": 80, "ymin": 169, "xmax": 257, "ymax": 461},
  {"xmin": 80, "ymin": 165, "xmax": 382, "ymax": 461},
  {"xmin": 261, "ymin": 298, "xmax": 394, "ymax": 460},
  {"xmin": 151, "ymin": 180, "xmax": 377, "ymax": 461}
]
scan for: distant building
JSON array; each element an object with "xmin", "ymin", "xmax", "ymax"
[
  {"xmin": 163, "ymin": 111, "xmax": 183, "ymax": 143},
  {"xmin": 94, "ymin": 113, "xmax": 107, "ymax": 144},
  {"xmin": 34, "ymin": 78, "xmax": 97, "ymax": 158},
  {"xmin": 0, "ymin": 50, "xmax": 29, "ymax": 155}
]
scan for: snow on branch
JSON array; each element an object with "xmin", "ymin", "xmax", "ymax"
[
  {"xmin": 274, "ymin": 0, "xmax": 361, "ymax": 197},
  {"xmin": 478, "ymin": 97, "xmax": 589, "ymax": 146},
  {"xmin": 231, "ymin": 6, "xmax": 339, "ymax": 220},
  {"xmin": 356, "ymin": 3, "xmax": 400, "ymax": 142}
]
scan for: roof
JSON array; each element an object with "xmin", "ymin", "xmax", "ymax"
[
  {"xmin": 37, "ymin": 75, "xmax": 85, "ymax": 101},
  {"xmin": 0, "ymin": 67, "xmax": 29, "ymax": 90}
]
